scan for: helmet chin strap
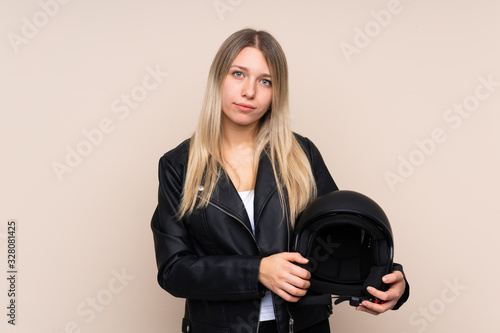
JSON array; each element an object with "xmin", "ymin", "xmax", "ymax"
[
  {"xmin": 298, "ymin": 265, "xmax": 389, "ymax": 307},
  {"xmin": 298, "ymin": 294, "xmax": 377, "ymax": 307},
  {"xmin": 334, "ymin": 296, "xmax": 372, "ymax": 306}
]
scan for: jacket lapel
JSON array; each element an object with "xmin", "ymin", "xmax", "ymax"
[
  {"xmin": 254, "ymin": 152, "xmax": 289, "ymax": 254},
  {"xmin": 208, "ymin": 167, "xmax": 253, "ymax": 232},
  {"xmin": 207, "ymin": 152, "xmax": 278, "ymax": 234},
  {"xmin": 254, "ymin": 151, "xmax": 278, "ymax": 226}
]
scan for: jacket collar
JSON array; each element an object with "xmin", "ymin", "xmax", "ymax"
[
  {"xmin": 208, "ymin": 151, "xmax": 278, "ymax": 232},
  {"xmin": 254, "ymin": 151, "xmax": 278, "ymax": 224}
]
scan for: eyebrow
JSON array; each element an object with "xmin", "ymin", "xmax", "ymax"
[{"xmin": 230, "ymin": 65, "xmax": 271, "ymax": 78}]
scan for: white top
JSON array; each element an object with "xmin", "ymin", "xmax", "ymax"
[
  {"xmin": 238, "ymin": 190, "xmax": 256, "ymax": 233},
  {"xmin": 238, "ymin": 190, "xmax": 275, "ymax": 321}
]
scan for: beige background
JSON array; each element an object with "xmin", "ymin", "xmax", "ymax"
[{"xmin": 1, "ymin": 0, "xmax": 498, "ymax": 332}]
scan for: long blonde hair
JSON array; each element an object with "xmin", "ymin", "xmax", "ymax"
[{"xmin": 178, "ymin": 29, "xmax": 317, "ymax": 226}]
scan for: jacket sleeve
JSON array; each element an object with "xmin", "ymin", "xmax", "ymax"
[
  {"xmin": 301, "ymin": 136, "xmax": 339, "ymax": 195},
  {"xmin": 391, "ymin": 263, "xmax": 410, "ymax": 310},
  {"xmin": 151, "ymin": 155, "xmax": 265, "ymax": 301}
]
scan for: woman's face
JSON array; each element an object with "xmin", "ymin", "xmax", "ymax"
[{"xmin": 221, "ymin": 47, "xmax": 273, "ymax": 131}]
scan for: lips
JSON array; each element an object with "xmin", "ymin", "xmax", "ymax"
[{"xmin": 234, "ymin": 103, "xmax": 256, "ymax": 112}]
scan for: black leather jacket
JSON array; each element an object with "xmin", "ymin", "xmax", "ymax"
[{"xmin": 151, "ymin": 134, "xmax": 339, "ymax": 332}]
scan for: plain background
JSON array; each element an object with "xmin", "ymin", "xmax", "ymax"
[{"xmin": 1, "ymin": 0, "xmax": 499, "ymax": 332}]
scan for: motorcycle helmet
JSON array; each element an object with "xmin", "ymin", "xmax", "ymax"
[{"xmin": 294, "ymin": 190, "xmax": 394, "ymax": 306}]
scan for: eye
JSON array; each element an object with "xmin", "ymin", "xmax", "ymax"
[
  {"xmin": 232, "ymin": 71, "xmax": 243, "ymax": 78},
  {"xmin": 260, "ymin": 79, "xmax": 272, "ymax": 86}
]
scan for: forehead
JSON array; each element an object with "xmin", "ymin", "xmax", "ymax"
[{"xmin": 230, "ymin": 47, "xmax": 270, "ymax": 75}]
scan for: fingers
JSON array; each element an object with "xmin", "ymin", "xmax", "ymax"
[
  {"xmin": 288, "ymin": 260, "xmax": 311, "ymax": 280},
  {"xmin": 281, "ymin": 252, "xmax": 310, "ymax": 265},
  {"xmin": 356, "ymin": 303, "xmax": 383, "ymax": 315},
  {"xmin": 284, "ymin": 272, "xmax": 310, "ymax": 291},
  {"xmin": 359, "ymin": 294, "xmax": 398, "ymax": 314},
  {"xmin": 356, "ymin": 271, "xmax": 406, "ymax": 315},
  {"xmin": 275, "ymin": 277, "xmax": 309, "ymax": 302},
  {"xmin": 366, "ymin": 286, "xmax": 391, "ymax": 302},
  {"xmin": 258, "ymin": 252, "xmax": 312, "ymax": 302},
  {"xmin": 381, "ymin": 271, "xmax": 404, "ymax": 284},
  {"xmin": 270, "ymin": 252, "xmax": 311, "ymax": 280},
  {"xmin": 272, "ymin": 256, "xmax": 311, "ymax": 299},
  {"xmin": 367, "ymin": 272, "xmax": 404, "ymax": 301}
]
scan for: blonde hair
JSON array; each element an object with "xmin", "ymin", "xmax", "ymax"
[{"xmin": 178, "ymin": 29, "xmax": 317, "ymax": 226}]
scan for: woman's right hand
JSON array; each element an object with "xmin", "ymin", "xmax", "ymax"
[{"xmin": 258, "ymin": 252, "xmax": 311, "ymax": 302}]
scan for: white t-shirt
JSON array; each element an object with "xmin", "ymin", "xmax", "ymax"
[{"xmin": 238, "ymin": 190, "xmax": 275, "ymax": 322}]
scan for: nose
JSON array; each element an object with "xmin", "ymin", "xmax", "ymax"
[{"xmin": 242, "ymin": 81, "xmax": 255, "ymax": 99}]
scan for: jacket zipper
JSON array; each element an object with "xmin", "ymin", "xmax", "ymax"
[
  {"xmin": 209, "ymin": 202, "xmax": 260, "ymax": 249},
  {"xmin": 209, "ymin": 201, "xmax": 264, "ymax": 333},
  {"xmin": 287, "ymin": 306, "xmax": 294, "ymax": 333},
  {"xmin": 287, "ymin": 220, "xmax": 294, "ymax": 333}
]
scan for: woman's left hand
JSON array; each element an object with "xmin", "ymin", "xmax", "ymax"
[{"xmin": 355, "ymin": 270, "xmax": 406, "ymax": 315}]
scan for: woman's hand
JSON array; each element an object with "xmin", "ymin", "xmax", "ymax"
[
  {"xmin": 356, "ymin": 270, "xmax": 406, "ymax": 315},
  {"xmin": 258, "ymin": 252, "xmax": 311, "ymax": 302}
]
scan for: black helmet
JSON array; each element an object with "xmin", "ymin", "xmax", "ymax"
[{"xmin": 294, "ymin": 190, "xmax": 394, "ymax": 306}]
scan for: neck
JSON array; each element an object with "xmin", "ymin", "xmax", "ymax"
[{"xmin": 221, "ymin": 123, "xmax": 258, "ymax": 150}]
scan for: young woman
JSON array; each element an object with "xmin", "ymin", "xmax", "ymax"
[{"xmin": 151, "ymin": 29, "xmax": 409, "ymax": 333}]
